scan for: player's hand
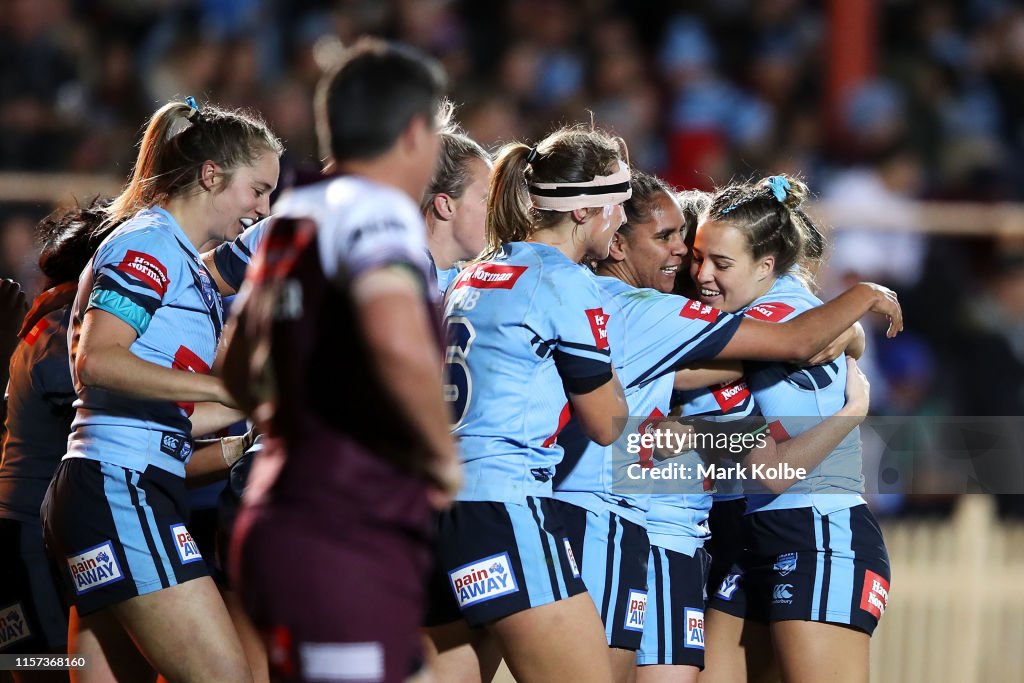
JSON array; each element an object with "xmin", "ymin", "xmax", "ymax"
[
  {"xmin": 652, "ymin": 418, "xmax": 695, "ymax": 460},
  {"xmin": 806, "ymin": 326, "xmax": 854, "ymax": 366},
  {"xmin": 425, "ymin": 456, "xmax": 462, "ymax": 511},
  {"xmin": 861, "ymin": 282, "xmax": 903, "ymax": 338},
  {"xmin": 221, "ymin": 424, "xmax": 260, "ymax": 467},
  {"xmin": 18, "ymin": 282, "xmax": 76, "ymax": 337},
  {"xmin": 839, "ymin": 357, "xmax": 870, "ymax": 422},
  {"xmin": 209, "ymin": 377, "xmax": 239, "ymax": 409}
]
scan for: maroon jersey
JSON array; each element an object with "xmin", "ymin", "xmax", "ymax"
[{"xmin": 237, "ymin": 175, "xmax": 441, "ymax": 535}]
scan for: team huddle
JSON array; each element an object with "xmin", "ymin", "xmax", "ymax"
[{"xmin": 0, "ymin": 39, "xmax": 901, "ymax": 683}]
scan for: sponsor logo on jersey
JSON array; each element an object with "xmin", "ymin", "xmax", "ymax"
[
  {"xmin": 116, "ymin": 250, "xmax": 170, "ymax": 297},
  {"xmin": 860, "ymin": 570, "xmax": 889, "ymax": 618},
  {"xmin": 744, "ymin": 301, "xmax": 796, "ymax": 322},
  {"xmin": 0, "ymin": 603, "xmax": 31, "ymax": 649},
  {"xmin": 715, "ymin": 573, "xmax": 740, "ymax": 601},
  {"xmin": 563, "ymin": 538, "xmax": 580, "ymax": 579},
  {"xmin": 67, "ymin": 542, "xmax": 124, "ymax": 595},
  {"xmin": 170, "ymin": 524, "xmax": 202, "ymax": 565},
  {"xmin": 23, "ymin": 317, "xmax": 50, "ymax": 346},
  {"xmin": 624, "ymin": 589, "xmax": 647, "ymax": 632},
  {"xmin": 453, "ymin": 264, "xmax": 528, "ymax": 290},
  {"xmin": 774, "ymin": 552, "xmax": 798, "ymax": 576},
  {"xmin": 585, "ymin": 308, "xmax": 610, "ymax": 349},
  {"xmin": 449, "ymin": 553, "xmax": 519, "ymax": 608},
  {"xmin": 348, "ymin": 219, "xmax": 407, "ymax": 246},
  {"xmin": 158, "ymin": 431, "xmax": 192, "ymax": 462},
  {"xmin": 712, "ymin": 378, "xmax": 750, "ymax": 412},
  {"xmin": 680, "ymin": 300, "xmax": 720, "ymax": 323},
  {"xmin": 772, "ymin": 583, "xmax": 794, "ymax": 604},
  {"xmin": 684, "ymin": 608, "xmax": 705, "ymax": 649}
]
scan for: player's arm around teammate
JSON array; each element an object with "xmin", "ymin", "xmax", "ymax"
[{"xmin": 691, "ymin": 175, "xmax": 891, "ymax": 683}]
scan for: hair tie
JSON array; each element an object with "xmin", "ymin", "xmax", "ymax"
[
  {"xmin": 768, "ymin": 175, "xmax": 791, "ymax": 203},
  {"xmin": 184, "ymin": 96, "xmax": 202, "ymax": 122},
  {"xmin": 525, "ymin": 146, "xmax": 539, "ymax": 164}
]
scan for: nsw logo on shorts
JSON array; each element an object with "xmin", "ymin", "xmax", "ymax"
[
  {"xmin": 773, "ymin": 552, "xmax": 797, "ymax": 576},
  {"xmin": 449, "ymin": 553, "xmax": 519, "ymax": 608},
  {"xmin": 170, "ymin": 524, "xmax": 203, "ymax": 565},
  {"xmin": 623, "ymin": 589, "xmax": 647, "ymax": 632},
  {"xmin": 0, "ymin": 603, "xmax": 32, "ymax": 650},
  {"xmin": 684, "ymin": 607, "xmax": 705, "ymax": 649},
  {"xmin": 562, "ymin": 538, "xmax": 580, "ymax": 579},
  {"xmin": 715, "ymin": 573, "xmax": 740, "ymax": 601},
  {"xmin": 67, "ymin": 542, "xmax": 124, "ymax": 595}
]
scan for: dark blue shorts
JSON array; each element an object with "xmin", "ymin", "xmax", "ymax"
[
  {"xmin": 0, "ymin": 518, "xmax": 68, "ymax": 652},
  {"xmin": 706, "ymin": 497, "xmax": 750, "ymax": 620},
  {"xmin": 425, "ymin": 498, "xmax": 587, "ymax": 627},
  {"xmin": 41, "ymin": 459, "xmax": 209, "ymax": 616},
  {"xmin": 554, "ymin": 500, "xmax": 650, "ymax": 651},
  {"xmin": 638, "ymin": 545, "xmax": 710, "ymax": 668},
  {"xmin": 705, "ymin": 498, "xmax": 746, "ymax": 602},
  {"xmin": 709, "ymin": 504, "xmax": 889, "ymax": 636}
]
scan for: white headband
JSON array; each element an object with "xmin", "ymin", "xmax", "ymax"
[{"xmin": 528, "ymin": 160, "xmax": 632, "ymax": 211}]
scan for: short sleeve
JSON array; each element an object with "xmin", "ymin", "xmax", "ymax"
[
  {"xmin": 742, "ymin": 292, "xmax": 812, "ymax": 323},
  {"xmin": 213, "ymin": 217, "xmax": 269, "ymax": 292},
  {"xmin": 318, "ymin": 191, "xmax": 432, "ymax": 284},
  {"xmin": 87, "ymin": 231, "xmax": 182, "ymax": 337},
  {"xmin": 540, "ymin": 268, "xmax": 614, "ymax": 394},
  {"xmin": 622, "ymin": 293, "xmax": 744, "ymax": 389}
]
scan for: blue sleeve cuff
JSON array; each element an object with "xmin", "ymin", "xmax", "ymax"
[{"xmin": 87, "ymin": 289, "xmax": 152, "ymax": 337}]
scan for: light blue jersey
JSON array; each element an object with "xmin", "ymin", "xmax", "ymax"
[
  {"xmin": 554, "ymin": 277, "xmax": 743, "ymax": 527},
  {"xmin": 212, "ymin": 217, "xmax": 270, "ymax": 292},
  {"xmin": 740, "ymin": 274, "xmax": 865, "ymax": 515},
  {"xmin": 444, "ymin": 242, "xmax": 615, "ymax": 502},
  {"xmin": 0, "ymin": 306, "xmax": 77, "ymax": 522},
  {"xmin": 649, "ymin": 375, "xmax": 761, "ymax": 556},
  {"xmin": 65, "ymin": 207, "xmax": 224, "ymax": 477}
]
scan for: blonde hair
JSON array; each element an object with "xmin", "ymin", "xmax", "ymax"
[{"xmin": 105, "ymin": 101, "xmax": 283, "ymax": 224}]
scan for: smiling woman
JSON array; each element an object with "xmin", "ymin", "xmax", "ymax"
[{"xmin": 38, "ymin": 98, "xmax": 281, "ymax": 683}]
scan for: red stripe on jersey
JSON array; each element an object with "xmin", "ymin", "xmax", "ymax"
[
  {"xmin": 679, "ymin": 299, "xmax": 720, "ymax": 323},
  {"xmin": 585, "ymin": 308, "xmax": 610, "ymax": 350},
  {"xmin": 767, "ymin": 419, "xmax": 790, "ymax": 443},
  {"xmin": 252, "ymin": 217, "xmax": 316, "ymax": 282},
  {"xmin": 23, "ymin": 317, "xmax": 50, "ymax": 346},
  {"xmin": 542, "ymin": 402, "xmax": 574, "ymax": 448},
  {"xmin": 744, "ymin": 301, "xmax": 796, "ymax": 322},
  {"xmin": 453, "ymin": 264, "xmax": 528, "ymax": 290},
  {"xmin": 116, "ymin": 250, "xmax": 170, "ymax": 297},
  {"xmin": 711, "ymin": 378, "xmax": 750, "ymax": 412},
  {"xmin": 172, "ymin": 345, "xmax": 211, "ymax": 417}
]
